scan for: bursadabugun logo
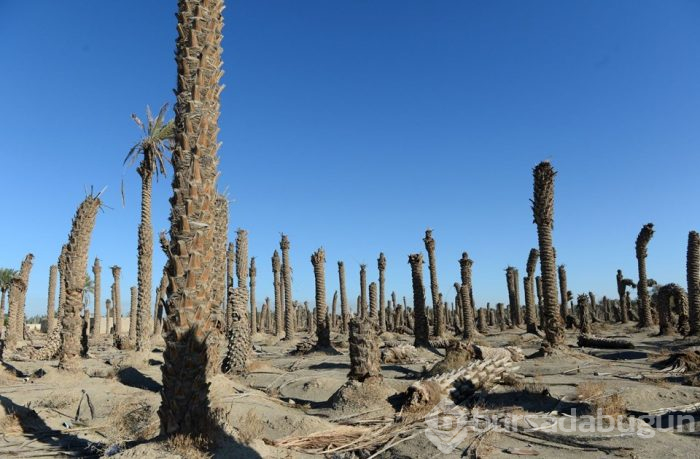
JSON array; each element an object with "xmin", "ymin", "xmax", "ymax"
[{"xmin": 423, "ymin": 399, "xmax": 472, "ymax": 454}]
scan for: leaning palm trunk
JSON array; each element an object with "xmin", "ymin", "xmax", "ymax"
[
  {"xmin": 311, "ymin": 248, "xmax": 331, "ymax": 348},
  {"xmin": 92, "ymin": 259, "xmax": 101, "ymax": 335},
  {"xmin": 47, "ymin": 265, "xmax": 57, "ymax": 333},
  {"xmin": 408, "ymin": 254, "xmax": 430, "ymax": 347},
  {"xmin": 338, "ymin": 261, "xmax": 349, "ymax": 333},
  {"xmin": 59, "ymin": 196, "xmax": 100, "ymax": 370},
  {"xmin": 378, "ymin": 253, "xmax": 387, "ymax": 333},
  {"xmin": 532, "ymin": 161, "xmax": 564, "ymax": 348},
  {"xmin": 281, "ymin": 235, "xmax": 294, "ymax": 340},
  {"xmin": 635, "ymin": 223, "xmax": 655, "ymax": 328},
  {"xmin": 159, "ymin": 0, "xmax": 225, "ymax": 437},
  {"xmin": 687, "ymin": 231, "xmax": 700, "ymax": 335},
  {"xmin": 524, "ymin": 248, "xmax": 539, "ymax": 333},
  {"xmin": 7, "ymin": 254, "xmax": 34, "ymax": 347},
  {"xmin": 459, "ymin": 253, "xmax": 476, "ymax": 340},
  {"xmin": 272, "ymin": 250, "xmax": 283, "ymax": 336},
  {"xmin": 423, "ymin": 230, "xmax": 444, "ymax": 337}
]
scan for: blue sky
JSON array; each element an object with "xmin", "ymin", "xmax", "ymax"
[{"xmin": 1, "ymin": 1, "xmax": 699, "ymax": 317}]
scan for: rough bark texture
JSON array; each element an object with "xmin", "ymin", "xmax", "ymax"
[
  {"xmin": 524, "ymin": 248, "xmax": 539, "ymax": 333},
  {"xmin": 636, "ymin": 223, "xmax": 655, "ymax": 328},
  {"xmin": 423, "ymin": 230, "xmax": 444, "ymax": 337},
  {"xmin": 532, "ymin": 161, "xmax": 564, "ymax": 348},
  {"xmin": 409, "ymin": 254, "xmax": 430, "ymax": 347},
  {"xmin": 222, "ymin": 287, "xmax": 250, "ymax": 373},
  {"xmin": 272, "ymin": 250, "xmax": 282, "ymax": 336},
  {"xmin": 657, "ymin": 283, "xmax": 689, "ymax": 336},
  {"xmin": 359, "ymin": 264, "xmax": 367, "ymax": 319},
  {"xmin": 59, "ymin": 197, "xmax": 100, "ymax": 370},
  {"xmin": 368, "ymin": 282, "xmax": 378, "ymax": 319},
  {"xmin": 111, "ymin": 266, "xmax": 122, "ymax": 335},
  {"xmin": 159, "ymin": 0, "xmax": 225, "ymax": 437},
  {"xmin": 535, "ymin": 275, "xmax": 543, "ymax": 328},
  {"xmin": 311, "ymin": 248, "xmax": 331, "ymax": 348},
  {"xmin": 7, "ymin": 254, "xmax": 34, "ymax": 347},
  {"xmin": 47, "ymin": 265, "xmax": 57, "ymax": 333},
  {"xmin": 92, "ymin": 259, "xmax": 101, "ymax": 335},
  {"xmin": 135, "ymin": 166, "xmax": 153, "ymax": 353},
  {"xmin": 227, "ymin": 242, "xmax": 235, "ymax": 331},
  {"xmin": 348, "ymin": 318, "xmax": 381, "ymax": 382},
  {"xmin": 249, "ymin": 257, "xmax": 257, "ymax": 334},
  {"xmin": 505, "ymin": 267, "xmax": 518, "ymax": 328},
  {"xmin": 578, "ymin": 334, "xmax": 634, "ymax": 349},
  {"xmin": 105, "ymin": 299, "xmax": 112, "ymax": 335},
  {"xmin": 687, "ymin": 231, "xmax": 700, "ymax": 335},
  {"xmin": 377, "ymin": 252, "xmax": 387, "ymax": 333},
  {"xmin": 558, "ymin": 265, "xmax": 568, "ymax": 320},
  {"xmin": 459, "ymin": 253, "xmax": 476, "ymax": 340},
  {"xmin": 281, "ymin": 235, "xmax": 294, "ymax": 340},
  {"xmin": 57, "ymin": 245, "xmax": 68, "ymax": 323},
  {"xmin": 331, "ymin": 290, "xmax": 338, "ymax": 331},
  {"xmin": 338, "ymin": 261, "xmax": 349, "ymax": 333}
]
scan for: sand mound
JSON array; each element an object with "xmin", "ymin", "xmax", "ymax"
[{"xmin": 328, "ymin": 377, "xmax": 397, "ymax": 414}]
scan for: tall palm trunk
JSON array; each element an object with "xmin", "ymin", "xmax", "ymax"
[
  {"xmin": 532, "ymin": 161, "xmax": 564, "ymax": 348},
  {"xmin": 272, "ymin": 250, "xmax": 282, "ymax": 336},
  {"xmin": 224, "ymin": 228, "xmax": 251, "ymax": 368},
  {"xmin": 524, "ymin": 248, "xmax": 539, "ymax": 333},
  {"xmin": 249, "ymin": 257, "xmax": 257, "ymax": 334},
  {"xmin": 129, "ymin": 286, "xmax": 138, "ymax": 341},
  {"xmin": 331, "ymin": 290, "xmax": 338, "ymax": 331},
  {"xmin": 535, "ymin": 275, "xmax": 544, "ymax": 328},
  {"xmin": 409, "ymin": 254, "xmax": 430, "ymax": 347},
  {"xmin": 59, "ymin": 196, "xmax": 100, "ymax": 370},
  {"xmin": 636, "ymin": 223, "xmax": 655, "ymax": 328},
  {"xmin": 423, "ymin": 230, "xmax": 444, "ymax": 337},
  {"xmin": 311, "ymin": 248, "xmax": 331, "ymax": 348},
  {"xmin": 377, "ymin": 253, "xmax": 387, "ymax": 333},
  {"xmin": 558, "ymin": 265, "xmax": 568, "ymax": 320},
  {"xmin": 687, "ymin": 231, "xmax": 700, "ymax": 335},
  {"xmin": 359, "ymin": 264, "xmax": 367, "ymax": 319},
  {"xmin": 92, "ymin": 259, "xmax": 101, "ymax": 335},
  {"xmin": 135, "ymin": 166, "xmax": 153, "ymax": 352},
  {"xmin": 47, "ymin": 265, "xmax": 57, "ymax": 333},
  {"xmin": 369, "ymin": 282, "xmax": 378, "ymax": 318},
  {"xmin": 459, "ymin": 253, "xmax": 476, "ymax": 340},
  {"xmin": 159, "ymin": 0, "xmax": 225, "ymax": 437},
  {"xmin": 338, "ymin": 261, "xmax": 349, "ymax": 333},
  {"xmin": 0, "ymin": 288, "xmax": 7, "ymax": 338},
  {"xmin": 505, "ymin": 267, "xmax": 517, "ymax": 328},
  {"xmin": 111, "ymin": 266, "xmax": 122, "ymax": 334},
  {"xmin": 578, "ymin": 294, "xmax": 591, "ymax": 334},
  {"xmin": 57, "ymin": 245, "xmax": 68, "ymax": 323},
  {"xmin": 227, "ymin": 242, "xmax": 235, "ymax": 330},
  {"xmin": 7, "ymin": 254, "xmax": 34, "ymax": 347},
  {"xmin": 281, "ymin": 235, "xmax": 294, "ymax": 340}
]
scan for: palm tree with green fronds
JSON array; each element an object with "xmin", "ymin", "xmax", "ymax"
[
  {"xmin": 125, "ymin": 104, "xmax": 174, "ymax": 353},
  {"xmin": 82, "ymin": 274, "xmax": 95, "ymax": 310},
  {"xmin": 0, "ymin": 268, "xmax": 17, "ymax": 337}
]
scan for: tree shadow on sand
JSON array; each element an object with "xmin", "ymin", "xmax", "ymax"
[{"xmin": 116, "ymin": 366, "xmax": 162, "ymax": 392}]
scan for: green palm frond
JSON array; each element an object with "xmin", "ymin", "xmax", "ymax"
[
  {"xmin": 124, "ymin": 103, "xmax": 175, "ymax": 179},
  {"xmin": 0, "ymin": 268, "xmax": 17, "ymax": 291}
]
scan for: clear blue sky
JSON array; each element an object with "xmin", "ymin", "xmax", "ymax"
[{"xmin": 1, "ymin": 1, "xmax": 699, "ymax": 317}]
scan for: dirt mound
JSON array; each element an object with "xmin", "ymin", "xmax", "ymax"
[{"xmin": 328, "ymin": 377, "xmax": 397, "ymax": 414}]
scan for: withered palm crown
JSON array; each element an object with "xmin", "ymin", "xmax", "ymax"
[
  {"xmin": 635, "ymin": 223, "xmax": 655, "ymax": 328},
  {"xmin": 531, "ymin": 161, "xmax": 564, "ymax": 347},
  {"xmin": 159, "ymin": 0, "xmax": 225, "ymax": 437}
]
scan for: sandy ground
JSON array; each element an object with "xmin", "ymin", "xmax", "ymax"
[{"xmin": 2, "ymin": 324, "xmax": 700, "ymax": 458}]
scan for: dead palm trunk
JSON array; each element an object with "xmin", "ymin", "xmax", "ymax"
[
  {"xmin": 223, "ymin": 228, "xmax": 252, "ymax": 371},
  {"xmin": 111, "ymin": 266, "xmax": 122, "ymax": 335},
  {"xmin": 687, "ymin": 231, "xmax": 700, "ymax": 335},
  {"xmin": 557, "ymin": 265, "xmax": 569, "ymax": 320},
  {"xmin": 0, "ymin": 288, "xmax": 7, "ymax": 339},
  {"xmin": 58, "ymin": 196, "xmax": 100, "ymax": 370},
  {"xmin": 129, "ymin": 286, "xmax": 138, "ymax": 342},
  {"xmin": 359, "ymin": 264, "xmax": 367, "ymax": 319},
  {"xmin": 535, "ymin": 275, "xmax": 544, "ymax": 328},
  {"xmin": 7, "ymin": 254, "xmax": 34, "ymax": 347},
  {"xmin": 505, "ymin": 267, "xmax": 518, "ymax": 328},
  {"xmin": 227, "ymin": 242, "xmax": 235, "ymax": 330},
  {"xmin": 281, "ymin": 234, "xmax": 294, "ymax": 340},
  {"xmin": 311, "ymin": 248, "xmax": 331, "ymax": 348},
  {"xmin": 616, "ymin": 269, "xmax": 635, "ymax": 323},
  {"xmin": 105, "ymin": 299, "xmax": 112, "ymax": 335},
  {"xmin": 153, "ymin": 271, "xmax": 167, "ymax": 336},
  {"xmin": 272, "ymin": 250, "xmax": 283, "ymax": 336},
  {"xmin": 348, "ymin": 318, "xmax": 381, "ymax": 381},
  {"xmin": 47, "ymin": 265, "xmax": 57, "ymax": 333},
  {"xmin": 532, "ymin": 161, "xmax": 564, "ymax": 348},
  {"xmin": 578, "ymin": 294, "xmax": 591, "ymax": 334},
  {"xmin": 331, "ymin": 290, "xmax": 338, "ymax": 331},
  {"xmin": 524, "ymin": 248, "xmax": 539, "ymax": 333},
  {"xmin": 635, "ymin": 223, "xmax": 655, "ymax": 328},
  {"xmin": 57, "ymin": 245, "xmax": 68, "ymax": 323},
  {"xmin": 378, "ymin": 252, "xmax": 387, "ymax": 333},
  {"xmin": 423, "ymin": 230, "xmax": 444, "ymax": 337},
  {"xmin": 459, "ymin": 253, "xmax": 476, "ymax": 340},
  {"xmin": 338, "ymin": 261, "xmax": 349, "ymax": 333},
  {"xmin": 408, "ymin": 254, "xmax": 430, "ymax": 347},
  {"xmin": 249, "ymin": 257, "xmax": 257, "ymax": 334},
  {"xmin": 369, "ymin": 282, "xmax": 378, "ymax": 319},
  {"xmin": 92, "ymin": 259, "xmax": 101, "ymax": 335},
  {"xmin": 159, "ymin": 0, "xmax": 225, "ymax": 437}
]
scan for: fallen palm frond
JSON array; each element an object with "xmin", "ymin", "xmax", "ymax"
[{"xmin": 653, "ymin": 346, "xmax": 700, "ymax": 373}]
